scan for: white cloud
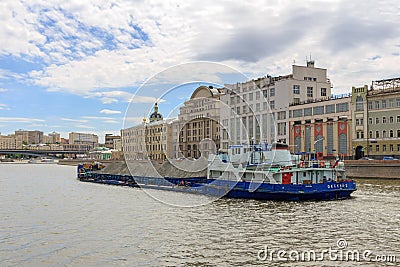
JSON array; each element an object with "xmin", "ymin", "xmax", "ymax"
[
  {"xmin": 0, "ymin": 104, "xmax": 10, "ymax": 110},
  {"xmin": 0, "ymin": 117, "xmax": 45, "ymax": 123},
  {"xmin": 75, "ymin": 124, "xmax": 95, "ymax": 129},
  {"xmin": 100, "ymin": 109, "xmax": 121, "ymax": 114},
  {"xmin": 0, "ymin": 0, "xmax": 399, "ymax": 100},
  {"xmin": 0, "ymin": 88, "xmax": 8, "ymax": 93},
  {"xmin": 61, "ymin": 118, "xmax": 88, "ymax": 123}
]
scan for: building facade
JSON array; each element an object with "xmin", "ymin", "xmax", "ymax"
[
  {"xmin": 0, "ymin": 134, "xmax": 17, "ymax": 149},
  {"xmin": 351, "ymin": 78, "xmax": 400, "ymax": 159},
  {"xmin": 289, "ymin": 95, "xmax": 352, "ymax": 158},
  {"xmin": 121, "ymin": 105, "xmax": 174, "ymax": 161},
  {"xmin": 69, "ymin": 132, "xmax": 98, "ymax": 149},
  {"xmin": 104, "ymin": 134, "xmax": 121, "ymax": 149},
  {"xmin": 220, "ymin": 61, "xmax": 332, "ymax": 150},
  {"xmin": 171, "ymin": 86, "xmax": 223, "ymax": 159}
]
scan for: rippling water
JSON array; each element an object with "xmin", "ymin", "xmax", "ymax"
[{"xmin": 0, "ymin": 164, "xmax": 399, "ymax": 266}]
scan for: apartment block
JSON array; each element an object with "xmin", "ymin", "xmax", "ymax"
[{"xmin": 220, "ymin": 61, "xmax": 332, "ymax": 150}]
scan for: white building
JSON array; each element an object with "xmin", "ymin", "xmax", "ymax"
[{"xmin": 220, "ymin": 61, "xmax": 332, "ymax": 150}]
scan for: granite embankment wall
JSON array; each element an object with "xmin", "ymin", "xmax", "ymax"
[
  {"xmin": 345, "ymin": 160, "xmax": 400, "ymax": 179},
  {"xmin": 61, "ymin": 159, "xmax": 400, "ymax": 179}
]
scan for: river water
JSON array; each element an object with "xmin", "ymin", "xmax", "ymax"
[{"xmin": 0, "ymin": 164, "xmax": 399, "ymax": 266}]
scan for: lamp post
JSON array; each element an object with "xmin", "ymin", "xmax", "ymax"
[{"xmin": 313, "ymin": 137, "xmax": 325, "ymax": 160}]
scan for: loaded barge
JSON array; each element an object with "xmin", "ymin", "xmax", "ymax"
[{"xmin": 77, "ymin": 143, "xmax": 356, "ymax": 201}]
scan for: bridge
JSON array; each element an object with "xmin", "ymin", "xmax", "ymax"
[{"xmin": 0, "ymin": 149, "xmax": 88, "ymax": 158}]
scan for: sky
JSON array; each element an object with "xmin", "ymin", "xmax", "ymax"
[{"xmin": 0, "ymin": 0, "xmax": 399, "ymax": 142}]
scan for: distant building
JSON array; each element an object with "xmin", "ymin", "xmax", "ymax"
[
  {"xmin": 104, "ymin": 134, "xmax": 121, "ymax": 149},
  {"xmin": 69, "ymin": 132, "xmax": 98, "ymax": 150},
  {"xmin": 0, "ymin": 134, "xmax": 16, "ymax": 149},
  {"xmin": 14, "ymin": 130, "xmax": 44, "ymax": 148},
  {"xmin": 48, "ymin": 132, "xmax": 61, "ymax": 143},
  {"xmin": 351, "ymin": 78, "xmax": 400, "ymax": 159},
  {"xmin": 121, "ymin": 104, "xmax": 174, "ymax": 161}
]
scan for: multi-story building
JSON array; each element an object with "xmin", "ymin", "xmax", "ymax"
[
  {"xmin": 289, "ymin": 94, "xmax": 352, "ymax": 159},
  {"xmin": 68, "ymin": 132, "xmax": 98, "ymax": 149},
  {"xmin": 121, "ymin": 104, "xmax": 174, "ymax": 161},
  {"xmin": 0, "ymin": 134, "xmax": 16, "ymax": 149},
  {"xmin": 104, "ymin": 134, "xmax": 121, "ymax": 149},
  {"xmin": 48, "ymin": 132, "xmax": 61, "ymax": 143},
  {"xmin": 171, "ymin": 85, "xmax": 223, "ymax": 159},
  {"xmin": 221, "ymin": 61, "xmax": 332, "ymax": 150},
  {"xmin": 14, "ymin": 130, "xmax": 44, "ymax": 148},
  {"xmin": 352, "ymin": 78, "xmax": 400, "ymax": 159}
]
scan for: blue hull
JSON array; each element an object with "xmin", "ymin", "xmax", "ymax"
[{"xmin": 78, "ymin": 172, "xmax": 356, "ymax": 201}]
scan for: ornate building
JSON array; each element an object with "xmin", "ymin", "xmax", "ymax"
[{"xmin": 171, "ymin": 86, "xmax": 223, "ymax": 159}]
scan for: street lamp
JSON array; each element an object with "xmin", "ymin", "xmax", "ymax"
[{"xmin": 313, "ymin": 137, "xmax": 325, "ymax": 160}]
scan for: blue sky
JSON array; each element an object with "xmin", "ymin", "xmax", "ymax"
[{"xmin": 1, "ymin": 0, "xmax": 399, "ymax": 142}]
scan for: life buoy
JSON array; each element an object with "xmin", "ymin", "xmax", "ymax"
[{"xmin": 299, "ymin": 161, "xmax": 305, "ymax": 168}]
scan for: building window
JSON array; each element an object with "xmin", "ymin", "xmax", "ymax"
[
  {"xmin": 313, "ymin": 106, "xmax": 324, "ymax": 115},
  {"xmin": 369, "ymin": 117, "xmax": 373, "ymax": 124},
  {"xmin": 321, "ymin": 88, "xmax": 327, "ymax": 96},
  {"xmin": 398, "ymin": 130, "xmax": 400, "ymax": 138},
  {"xmin": 307, "ymin": 87, "xmax": 313, "ymax": 97},
  {"xmin": 263, "ymin": 90, "xmax": 268, "ymax": 98},
  {"xmin": 383, "ymin": 130, "xmax": 387, "ymax": 138},
  {"xmin": 397, "ymin": 98, "xmax": 400, "ymax": 107},
  {"xmin": 325, "ymin": 104, "xmax": 335, "ymax": 114},
  {"xmin": 293, "ymin": 85, "xmax": 300, "ymax": 94},
  {"xmin": 397, "ymin": 116, "xmax": 400, "ymax": 123},
  {"xmin": 375, "ymin": 117, "xmax": 379, "ymax": 124},
  {"xmin": 256, "ymin": 103, "xmax": 260, "ymax": 112},
  {"xmin": 270, "ymin": 100, "xmax": 275, "ymax": 110},
  {"xmin": 336, "ymin": 103, "xmax": 349, "ymax": 112},
  {"xmin": 376, "ymin": 131, "xmax": 380, "ymax": 138},
  {"xmin": 249, "ymin": 93, "xmax": 253, "ymax": 101},
  {"xmin": 389, "ymin": 99, "xmax": 394, "ymax": 107},
  {"xmin": 256, "ymin": 91, "xmax": 260, "ymax": 100},
  {"xmin": 390, "ymin": 116, "xmax": 394, "ymax": 123},
  {"xmin": 355, "ymin": 96, "xmax": 363, "ymax": 111},
  {"xmin": 375, "ymin": 101, "xmax": 380, "ymax": 109},
  {"xmin": 293, "ymin": 98, "xmax": 300, "ymax": 104},
  {"xmin": 369, "ymin": 145, "xmax": 372, "ymax": 152},
  {"xmin": 243, "ymin": 94, "xmax": 247, "ymax": 101},
  {"xmin": 382, "ymin": 117, "xmax": 386, "ymax": 123},
  {"xmin": 390, "ymin": 144, "xmax": 394, "ymax": 152},
  {"xmin": 293, "ymin": 109, "xmax": 303, "ymax": 118},
  {"xmin": 390, "ymin": 130, "xmax": 394, "ymax": 138},
  {"xmin": 383, "ymin": 145, "xmax": 386, "ymax": 152},
  {"xmin": 270, "ymin": 88, "xmax": 275, "ymax": 97},
  {"xmin": 304, "ymin": 108, "xmax": 312, "ymax": 116},
  {"xmin": 263, "ymin": 102, "xmax": 268, "ymax": 110},
  {"xmin": 382, "ymin": 100, "xmax": 386, "ymax": 108},
  {"xmin": 368, "ymin": 101, "xmax": 373, "ymax": 110},
  {"xmin": 398, "ymin": 144, "xmax": 400, "ymax": 152},
  {"xmin": 376, "ymin": 145, "xmax": 379, "ymax": 152},
  {"xmin": 369, "ymin": 131, "xmax": 373, "ymax": 138}
]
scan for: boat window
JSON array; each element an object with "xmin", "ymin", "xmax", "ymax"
[{"xmin": 303, "ymin": 172, "xmax": 306, "ymax": 177}]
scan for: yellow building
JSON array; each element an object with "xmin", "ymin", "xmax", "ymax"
[{"xmin": 352, "ymin": 78, "xmax": 400, "ymax": 159}]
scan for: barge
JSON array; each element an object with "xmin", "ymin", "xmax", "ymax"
[{"xmin": 77, "ymin": 143, "xmax": 356, "ymax": 201}]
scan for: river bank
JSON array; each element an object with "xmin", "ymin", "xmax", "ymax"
[{"xmin": 60, "ymin": 159, "xmax": 400, "ymax": 179}]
